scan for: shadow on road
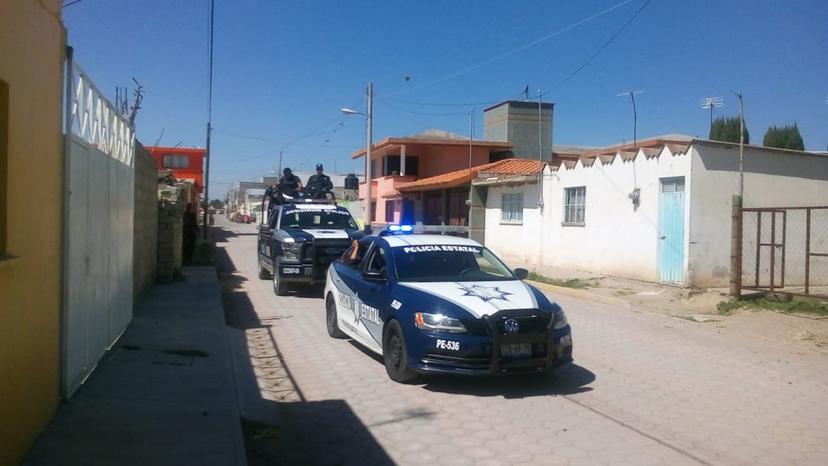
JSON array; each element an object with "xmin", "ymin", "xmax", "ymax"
[
  {"xmin": 214, "ymin": 223, "xmax": 395, "ymax": 466},
  {"xmin": 419, "ymin": 363, "xmax": 595, "ymax": 398},
  {"xmin": 346, "ymin": 340, "xmax": 595, "ymax": 399}
]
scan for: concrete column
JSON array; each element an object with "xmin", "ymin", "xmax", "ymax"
[
  {"xmin": 441, "ymin": 189, "xmax": 448, "ymax": 230},
  {"xmin": 400, "ymin": 144, "xmax": 406, "ymax": 176},
  {"xmin": 469, "ymin": 184, "xmax": 487, "ymax": 244}
]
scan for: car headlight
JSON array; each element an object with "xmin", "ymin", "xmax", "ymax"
[
  {"xmin": 282, "ymin": 242, "xmax": 303, "ymax": 261},
  {"xmin": 414, "ymin": 312, "xmax": 467, "ymax": 333},
  {"xmin": 551, "ymin": 309, "xmax": 568, "ymax": 330}
]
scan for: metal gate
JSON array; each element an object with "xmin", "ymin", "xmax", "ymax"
[
  {"xmin": 658, "ymin": 177, "xmax": 686, "ymax": 284},
  {"xmin": 62, "ymin": 55, "xmax": 135, "ymax": 397},
  {"xmin": 741, "ymin": 206, "xmax": 828, "ymax": 298}
]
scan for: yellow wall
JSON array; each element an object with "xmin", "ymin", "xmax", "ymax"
[{"xmin": 0, "ymin": 1, "xmax": 66, "ymax": 464}]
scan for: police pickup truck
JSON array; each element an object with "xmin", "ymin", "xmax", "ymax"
[{"xmin": 257, "ymin": 200, "xmax": 363, "ymax": 295}]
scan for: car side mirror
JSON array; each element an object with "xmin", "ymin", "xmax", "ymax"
[
  {"xmin": 514, "ymin": 268, "xmax": 529, "ymax": 280},
  {"xmin": 363, "ymin": 269, "xmax": 386, "ymax": 282}
]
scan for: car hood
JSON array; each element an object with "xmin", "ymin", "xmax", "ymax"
[{"xmin": 398, "ymin": 280, "xmax": 543, "ymax": 318}]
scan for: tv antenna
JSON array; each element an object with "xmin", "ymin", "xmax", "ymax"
[
  {"xmin": 701, "ymin": 96, "xmax": 724, "ymax": 134},
  {"xmin": 617, "ymin": 89, "xmax": 644, "ymax": 149}
]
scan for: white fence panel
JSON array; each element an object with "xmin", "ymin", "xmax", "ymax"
[{"xmin": 62, "ymin": 59, "xmax": 135, "ymax": 397}]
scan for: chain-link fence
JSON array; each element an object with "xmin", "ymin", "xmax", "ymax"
[{"xmin": 741, "ymin": 207, "xmax": 828, "ymax": 297}]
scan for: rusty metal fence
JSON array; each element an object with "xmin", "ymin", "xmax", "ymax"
[{"xmin": 741, "ymin": 206, "xmax": 828, "ymax": 298}]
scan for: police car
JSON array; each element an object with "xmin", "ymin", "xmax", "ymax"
[{"xmin": 323, "ymin": 227, "xmax": 573, "ymax": 382}]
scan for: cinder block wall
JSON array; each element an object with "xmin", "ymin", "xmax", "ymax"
[
  {"xmin": 157, "ymin": 193, "xmax": 183, "ymax": 282},
  {"xmin": 132, "ymin": 141, "xmax": 158, "ymax": 298}
]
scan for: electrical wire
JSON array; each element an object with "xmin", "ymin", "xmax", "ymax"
[
  {"xmin": 379, "ymin": 0, "xmax": 635, "ymax": 99},
  {"xmin": 378, "ymin": 98, "xmax": 470, "ymax": 116},
  {"xmin": 541, "ymin": 0, "xmax": 653, "ymax": 95}
]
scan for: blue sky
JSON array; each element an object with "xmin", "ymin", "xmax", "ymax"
[{"xmin": 63, "ymin": 0, "xmax": 828, "ymax": 198}]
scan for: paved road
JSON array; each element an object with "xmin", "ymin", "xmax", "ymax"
[{"xmin": 216, "ymin": 219, "xmax": 828, "ymax": 466}]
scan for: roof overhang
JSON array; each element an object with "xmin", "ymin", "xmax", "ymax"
[
  {"xmin": 472, "ymin": 174, "xmax": 539, "ymax": 186},
  {"xmin": 350, "ymin": 138, "xmax": 512, "ymax": 159}
]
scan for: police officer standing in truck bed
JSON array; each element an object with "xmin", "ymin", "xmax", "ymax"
[{"xmin": 305, "ymin": 163, "xmax": 334, "ymax": 199}]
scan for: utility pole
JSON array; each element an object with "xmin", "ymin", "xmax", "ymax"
[
  {"xmin": 278, "ymin": 149, "xmax": 283, "ymax": 175},
  {"xmin": 365, "ymin": 82, "xmax": 373, "ymax": 231},
  {"xmin": 729, "ymin": 90, "xmax": 745, "ymax": 298},
  {"xmin": 202, "ymin": 0, "xmax": 215, "ymax": 240},
  {"xmin": 468, "ymin": 108, "xmax": 473, "ymax": 172}
]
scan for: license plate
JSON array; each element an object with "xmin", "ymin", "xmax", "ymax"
[
  {"xmin": 500, "ymin": 343, "xmax": 531, "ymax": 357},
  {"xmin": 282, "ymin": 267, "xmax": 301, "ymax": 274}
]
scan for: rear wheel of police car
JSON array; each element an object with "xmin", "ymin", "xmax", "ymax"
[
  {"xmin": 326, "ymin": 293, "xmax": 345, "ymax": 339},
  {"xmin": 272, "ymin": 257, "xmax": 289, "ymax": 296},
  {"xmin": 383, "ymin": 320, "xmax": 418, "ymax": 383}
]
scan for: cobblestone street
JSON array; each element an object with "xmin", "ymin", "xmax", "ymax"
[{"xmin": 217, "ymin": 219, "xmax": 828, "ymax": 466}]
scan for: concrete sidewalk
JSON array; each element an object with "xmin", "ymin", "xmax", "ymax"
[{"xmin": 23, "ymin": 267, "xmax": 246, "ymax": 466}]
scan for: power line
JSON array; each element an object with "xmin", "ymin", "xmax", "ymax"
[
  {"xmin": 378, "ymin": 98, "xmax": 470, "ymax": 116},
  {"xmin": 380, "ymin": 0, "xmax": 635, "ymax": 99},
  {"xmin": 541, "ymin": 0, "xmax": 653, "ymax": 95}
]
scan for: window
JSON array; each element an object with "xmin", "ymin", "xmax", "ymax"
[
  {"xmin": 365, "ymin": 246, "xmax": 387, "ymax": 275},
  {"xmin": 385, "ymin": 200, "xmax": 396, "ymax": 223},
  {"xmin": 501, "ymin": 192, "xmax": 523, "ymax": 223},
  {"xmin": 381, "ymin": 155, "xmax": 419, "ymax": 176},
  {"xmin": 0, "ymin": 79, "xmax": 8, "ymax": 256},
  {"xmin": 341, "ymin": 239, "xmax": 371, "ymax": 269},
  {"xmin": 563, "ymin": 186, "xmax": 586, "ymax": 225},
  {"xmin": 162, "ymin": 154, "xmax": 189, "ymax": 169},
  {"xmin": 661, "ymin": 177, "xmax": 685, "ymax": 193}
]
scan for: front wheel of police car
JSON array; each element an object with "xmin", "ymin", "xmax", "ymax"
[
  {"xmin": 326, "ymin": 293, "xmax": 346, "ymax": 339},
  {"xmin": 383, "ymin": 320, "xmax": 418, "ymax": 383}
]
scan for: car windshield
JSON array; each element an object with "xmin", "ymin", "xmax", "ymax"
[
  {"xmin": 392, "ymin": 245, "xmax": 515, "ymax": 282},
  {"xmin": 280, "ymin": 208, "xmax": 358, "ymax": 230}
]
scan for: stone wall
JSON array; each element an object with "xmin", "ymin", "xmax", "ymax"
[{"xmin": 132, "ymin": 141, "xmax": 158, "ymax": 298}]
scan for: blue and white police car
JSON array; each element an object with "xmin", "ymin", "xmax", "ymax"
[{"xmin": 323, "ymin": 228, "xmax": 573, "ymax": 383}]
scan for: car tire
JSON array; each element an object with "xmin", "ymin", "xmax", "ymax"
[
  {"xmin": 272, "ymin": 257, "xmax": 289, "ymax": 296},
  {"xmin": 383, "ymin": 320, "xmax": 418, "ymax": 384},
  {"xmin": 258, "ymin": 258, "xmax": 270, "ymax": 280},
  {"xmin": 326, "ymin": 294, "xmax": 346, "ymax": 339}
]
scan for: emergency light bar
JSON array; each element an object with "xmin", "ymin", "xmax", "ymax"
[{"xmin": 379, "ymin": 224, "xmax": 414, "ymax": 236}]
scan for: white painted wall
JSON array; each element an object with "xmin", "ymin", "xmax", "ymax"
[
  {"xmin": 484, "ymin": 146, "xmax": 692, "ymax": 283},
  {"xmin": 542, "ymin": 148, "xmax": 692, "ymax": 282},
  {"xmin": 483, "ymin": 141, "xmax": 828, "ymax": 288},
  {"xmin": 484, "ymin": 183, "xmax": 543, "ymax": 269},
  {"xmin": 688, "ymin": 142, "xmax": 828, "ymax": 287}
]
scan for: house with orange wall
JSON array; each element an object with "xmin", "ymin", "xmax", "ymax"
[
  {"xmin": 350, "ymin": 129, "xmax": 512, "ymax": 226},
  {"xmin": 146, "ymin": 146, "xmax": 206, "ymax": 206}
]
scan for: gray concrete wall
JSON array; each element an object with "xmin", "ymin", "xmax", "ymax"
[
  {"xmin": 483, "ymin": 101, "xmax": 553, "ymax": 160},
  {"xmin": 688, "ymin": 142, "xmax": 828, "ymax": 287},
  {"xmin": 133, "ymin": 142, "xmax": 158, "ymax": 299}
]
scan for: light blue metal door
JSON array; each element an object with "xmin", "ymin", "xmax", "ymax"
[{"xmin": 658, "ymin": 177, "xmax": 686, "ymax": 283}]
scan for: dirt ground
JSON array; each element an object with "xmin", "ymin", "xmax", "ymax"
[{"xmin": 528, "ymin": 273, "xmax": 828, "ymax": 352}]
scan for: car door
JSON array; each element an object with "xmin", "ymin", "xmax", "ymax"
[
  {"xmin": 330, "ymin": 238, "xmax": 377, "ymax": 349},
  {"xmin": 355, "ymin": 243, "xmax": 391, "ymax": 351}
]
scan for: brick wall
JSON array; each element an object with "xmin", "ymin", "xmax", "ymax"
[{"xmin": 133, "ymin": 142, "xmax": 158, "ymax": 298}]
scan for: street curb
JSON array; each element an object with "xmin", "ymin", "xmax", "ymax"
[{"xmin": 527, "ymin": 279, "xmax": 631, "ymax": 309}]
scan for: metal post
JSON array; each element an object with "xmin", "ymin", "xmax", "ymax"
[
  {"xmin": 203, "ymin": 0, "xmax": 215, "ymax": 240},
  {"xmin": 770, "ymin": 211, "xmax": 776, "ymax": 290},
  {"xmin": 734, "ymin": 91, "xmax": 745, "ymax": 200},
  {"xmin": 538, "ymin": 90, "xmax": 542, "ymax": 160},
  {"xmin": 729, "ymin": 194, "xmax": 742, "ymax": 297},
  {"xmin": 631, "ymin": 92, "xmax": 637, "ymax": 149},
  {"xmin": 365, "ymin": 82, "xmax": 373, "ymax": 231},
  {"xmin": 468, "ymin": 109, "xmax": 473, "ymax": 173},
  {"xmin": 805, "ymin": 208, "xmax": 811, "ymax": 294},
  {"xmin": 278, "ymin": 149, "xmax": 283, "ymax": 175}
]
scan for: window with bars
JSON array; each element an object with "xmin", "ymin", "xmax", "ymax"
[
  {"xmin": 501, "ymin": 192, "xmax": 524, "ymax": 223},
  {"xmin": 563, "ymin": 186, "xmax": 586, "ymax": 225}
]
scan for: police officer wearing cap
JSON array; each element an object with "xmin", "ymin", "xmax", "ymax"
[{"xmin": 306, "ymin": 163, "xmax": 334, "ymax": 199}]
